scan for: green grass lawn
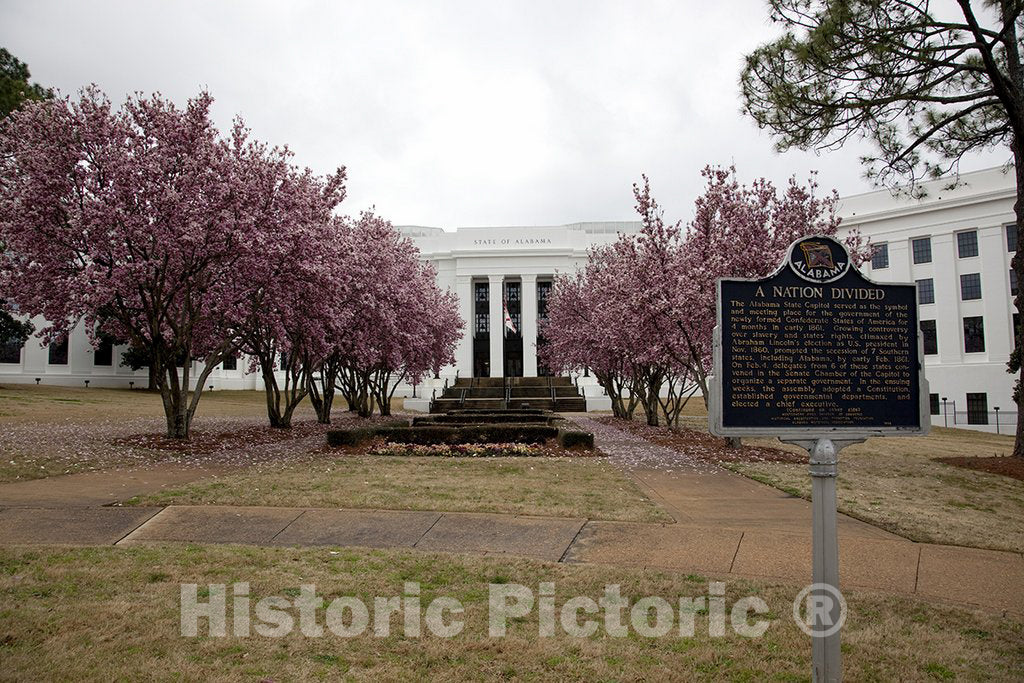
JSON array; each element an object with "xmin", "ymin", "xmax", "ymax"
[
  {"xmin": 2, "ymin": 544, "xmax": 1021, "ymax": 681},
  {"xmin": 130, "ymin": 455, "xmax": 671, "ymax": 523}
]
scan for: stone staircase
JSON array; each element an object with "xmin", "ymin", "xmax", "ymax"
[{"xmin": 430, "ymin": 376, "xmax": 587, "ymax": 413}]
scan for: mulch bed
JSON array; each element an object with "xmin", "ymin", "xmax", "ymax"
[
  {"xmin": 114, "ymin": 421, "xmax": 329, "ymax": 455},
  {"xmin": 114, "ymin": 413, "xmax": 416, "ymax": 453},
  {"xmin": 935, "ymin": 456, "xmax": 1024, "ymax": 482},
  {"xmin": 596, "ymin": 417, "xmax": 804, "ymax": 465}
]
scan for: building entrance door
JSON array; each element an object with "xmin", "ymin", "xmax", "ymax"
[{"xmin": 504, "ymin": 340, "xmax": 523, "ymax": 377}]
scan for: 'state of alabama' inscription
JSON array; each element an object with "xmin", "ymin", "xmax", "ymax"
[{"xmin": 718, "ymin": 236, "xmax": 922, "ymax": 431}]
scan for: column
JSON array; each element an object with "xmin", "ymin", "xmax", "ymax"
[
  {"xmin": 521, "ymin": 274, "xmax": 538, "ymax": 377},
  {"xmin": 931, "ymin": 233, "xmax": 960, "ymax": 365},
  {"xmin": 488, "ymin": 274, "xmax": 504, "ymax": 377},
  {"xmin": 979, "ymin": 225, "xmax": 1012, "ymax": 359},
  {"xmin": 455, "ymin": 275, "xmax": 473, "ymax": 378}
]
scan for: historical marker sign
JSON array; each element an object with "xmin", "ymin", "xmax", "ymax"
[
  {"xmin": 709, "ymin": 235, "xmax": 930, "ymax": 440},
  {"xmin": 708, "ymin": 235, "xmax": 930, "ymax": 682}
]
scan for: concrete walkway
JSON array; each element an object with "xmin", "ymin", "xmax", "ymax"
[{"xmin": 1, "ymin": 421, "xmax": 1022, "ymax": 616}]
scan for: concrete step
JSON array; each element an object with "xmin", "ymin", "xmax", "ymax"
[
  {"xmin": 452, "ymin": 376, "xmax": 575, "ymax": 389},
  {"xmin": 431, "ymin": 396, "xmax": 586, "ymax": 413}
]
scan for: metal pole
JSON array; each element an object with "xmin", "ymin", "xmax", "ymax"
[
  {"xmin": 942, "ymin": 398, "xmax": 947, "ymax": 427},
  {"xmin": 994, "ymin": 407, "xmax": 1000, "ymax": 435},
  {"xmin": 809, "ymin": 438, "xmax": 841, "ymax": 682}
]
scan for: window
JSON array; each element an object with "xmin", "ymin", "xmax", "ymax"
[
  {"xmin": 957, "ymin": 230, "xmax": 978, "ymax": 258},
  {"xmin": 912, "ymin": 237, "xmax": 932, "ymax": 264},
  {"xmin": 48, "ymin": 339, "xmax": 68, "ymax": 365},
  {"xmin": 474, "ymin": 283, "xmax": 489, "ymax": 303},
  {"xmin": 966, "ymin": 393, "xmax": 989, "ymax": 425},
  {"xmin": 1008, "ymin": 224, "xmax": 1017, "ymax": 252},
  {"xmin": 929, "ymin": 393, "xmax": 940, "ymax": 416},
  {"xmin": 920, "ymin": 320, "xmax": 938, "ymax": 355},
  {"xmin": 511, "ymin": 313, "xmax": 521, "ymax": 331},
  {"xmin": 505, "ymin": 282, "xmax": 520, "ymax": 302},
  {"xmin": 916, "ymin": 278, "xmax": 934, "ymax": 305},
  {"xmin": 960, "ymin": 273, "xmax": 982, "ymax": 300},
  {"xmin": 963, "ymin": 316, "xmax": 985, "ymax": 353},
  {"xmin": 1011, "ymin": 270, "xmax": 1018, "ymax": 297},
  {"xmin": 222, "ymin": 355, "xmax": 237, "ymax": 371},
  {"xmin": 94, "ymin": 338, "xmax": 113, "ymax": 366},
  {"xmin": 871, "ymin": 243, "xmax": 889, "ymax": 269},
  {"xmin": 279, "ymin": 351, "xmax": 288, "ymax": 369},
  {"xmin": 0, "ymin": 335, "xmax": 23, "ymax": 364},
  {"xmin": 474, "ymin": 313, "xmax": 489, "ymax": 335},
  {"xmin": 537, "ymin": 281, "xmax": 552, "ymax": 320}
]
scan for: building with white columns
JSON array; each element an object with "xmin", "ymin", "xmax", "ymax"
[
  {"xmin": 398, "ymin": 222, "xmax": 640, "ymax": 382},
  {"xmin": 1, "ymin": 167, "xmax": 1018, "ymax": 430}
]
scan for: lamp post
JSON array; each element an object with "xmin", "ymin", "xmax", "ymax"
[
  {"xmin": 34, "ymin": 377, "xmax": 40, "ymax": 385},
  {"xmin": 129, "ymin": 381, "xmax": 134, "ymax": 390},
  {"xmin": 994, "ymin": 406, "xmax": 1000, "ymax": 435},
  {"xmin": 942, "ymin": 397, "xmax": 948, "ymax": 427},
  {"xmin": 84, "ymin": 380, "xmax": 89, "ymax": 388}
]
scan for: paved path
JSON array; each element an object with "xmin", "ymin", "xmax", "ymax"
[
  {"xmin": 572, "ymin": 415, "xmax": 897, "ymax": 537},
  {"xmin": 1, "ymin": 420, "xmax": 1022, "ymax": 615}
]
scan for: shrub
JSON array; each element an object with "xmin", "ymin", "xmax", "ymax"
[
  {"xmin": 374, "ymin": 424, "xmax": 558, "ymax": 445},
  {"xmin": 558, "ymin": 429, "xmax": 594, "ymax": 450},
  {"xmin": 326, "ymin": 427, "xmax": 378, "ymax": 447}
]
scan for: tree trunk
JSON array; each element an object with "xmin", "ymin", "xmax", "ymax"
[
  {"xmin": 159, "ymin": 362, "xmax": 191, "ymax": 439},
  {"xmin": 147, "ymin": 363, "xmax": 160, "ymax": 392},
  {"xmin": 1013, "ymin": 134, "xmax": 1024, "ymax": 458},
  {"xmin": 258, "ymin": 352, "xmax": 288, "ymax": 428},
  {"xmin": 308, "ymin": 356, "xmax": 337, "ymax": 424}
]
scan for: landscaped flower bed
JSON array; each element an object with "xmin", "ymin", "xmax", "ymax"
[{"xmin": 368, "ymin": 442, "xmax": 541, "ymax": 457}]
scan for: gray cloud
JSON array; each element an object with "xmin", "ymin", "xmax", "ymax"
[{"xmin": 1, "ymin": 0, "xmax": 1007, "ymax": 228}]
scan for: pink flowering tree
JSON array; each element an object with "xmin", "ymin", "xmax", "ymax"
[
  {"xmin": 0, "ymin": 88, "xmax": 336, "ymax": 438},
  {"xmin": 541, "ymin": 178, "xmax": 695, "ymax": 425},
  {"xmin": 671, "ymin": 166, "xmax": 867, "ymax": 404},
  {"xmin": 334, "ymin": 212, "xmax": 462, "ymax": 417},
  {"xmin": 542, "ymin": 167, "xmax": 865, "ymax": 428},
  {"xmin": 227, "ymin": 134, "xmax": 348, "ymax": 428}
]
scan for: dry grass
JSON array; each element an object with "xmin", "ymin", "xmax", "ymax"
[
  {"xmin": 729, "ymin": 428, "xmax": 1024, "ymax": 552},
  {"xmin": 1, "ymin": 385, "xmax": 664, "ymax": 523},
  {"xmin": 636, "ymin": 399, "xmax": 1024, "ymax": 552},
  {"xmin": 130, "ymin": 455, "xmax": 671, "ymax": 523},
  {"xmin": 1, "ymin": 544, "xmax": 1021, "ymax": 682},
  {"xmin": 0, "ymin": 385, "xmax": 399, "ymax": 482},
  {"xmin": 0, "ymin": 384, "xmax": 414, "ymax": 424}
]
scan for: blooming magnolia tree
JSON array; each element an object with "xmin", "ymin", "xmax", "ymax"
[
  {"xmin": 0, "ymin": 88, "xmax": 344, "ymax": 438},
  {"xmin": 539, "ymin": 179, "xmax": 689, "ymax": 425},
  {"xmin": 334, "ymin": 212, "xmax": 462, "ymax": 418},
  {"xmin": 674, "ymin": 166, "xmax": 866, "ymax": 401},
  {"xmin": 542, "ymin": 167, "xmax": 865, "ymax": 428},
  {"xmin": 226, "ymin": 130, "xmax": 348, "ymax": 429}
]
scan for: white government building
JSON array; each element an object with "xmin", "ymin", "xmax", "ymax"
[{"xmin": 1, "ymin": 166, "xmax": 1017, "ymax": 432}]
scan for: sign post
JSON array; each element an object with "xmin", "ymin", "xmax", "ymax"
[{"xmin": 709, "ymin": 236, "xmax": 929, "ymax": 682}]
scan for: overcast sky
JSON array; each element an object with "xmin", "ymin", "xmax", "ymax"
[{"xmin": 1, "ymin": 0, "xmax": 1008, "ymax": 228}]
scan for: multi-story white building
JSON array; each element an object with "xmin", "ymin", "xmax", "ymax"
[
  {"xmin": 838, "ymin": 166, "xmax": 1017, "ymax": 433},
  {"xmin": 1, "ymin": 167, "xmax": 1018, "ymax": 430}
]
